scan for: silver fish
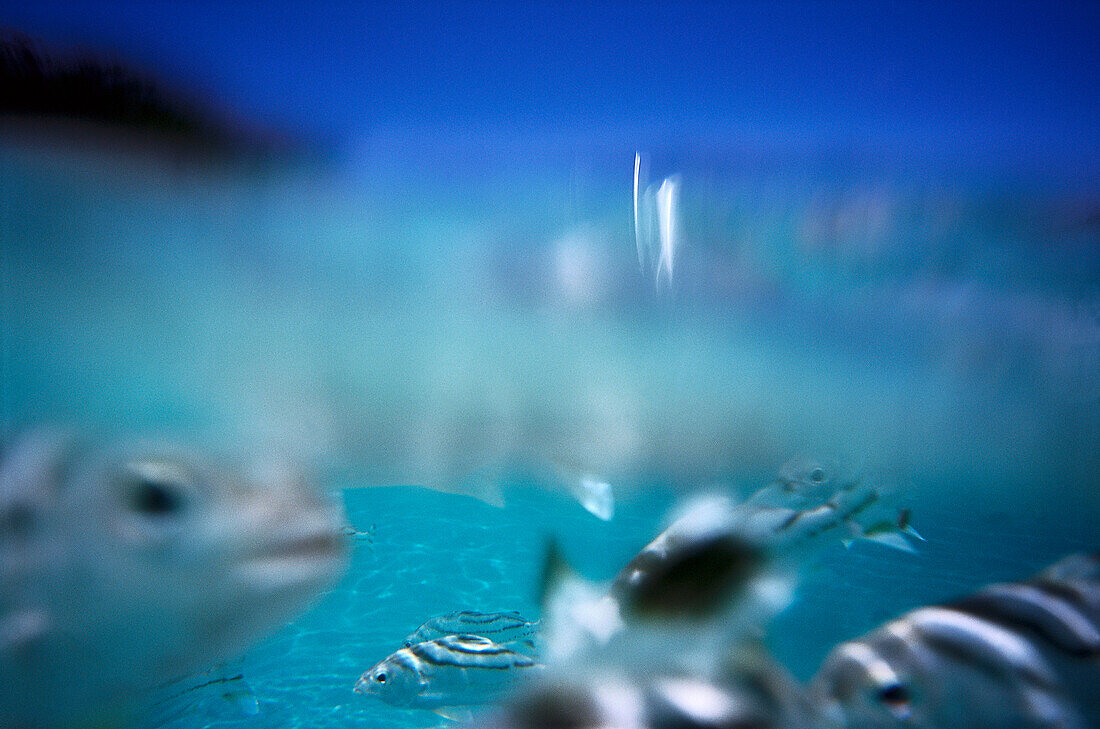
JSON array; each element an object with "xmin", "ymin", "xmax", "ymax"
[
  {"xmin": 810, "ymin": 552, "xmax": 1100, "ymax": 729},
  {"xmin": 404, "ymin": 610, "xmax": 540, "ymax": 650},
  {"xmin": 540, "ymin": 465, "xmax": 918, "ymax": 678},
  {"xmin": 745, "ymin": 456, "xmax": 863, "ymax": 510},
  {"xmin": 0, "ymin": 428, "xmax": 349, "ymax": 728},
  {"xmin": 476, "ymin": 644, "xmax": 832, "ymax": 729},
  {"xmin": 610, "ymin": 467, "xmax": 918, "ymax": 625},
  {"xmin": 354, "ymin": 634, "xmax": 544, "ymax": 715}
]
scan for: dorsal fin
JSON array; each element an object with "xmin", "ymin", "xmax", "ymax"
[{"xmin": 536, "ymin": 539, "xmax": 571, "ymax": 613}]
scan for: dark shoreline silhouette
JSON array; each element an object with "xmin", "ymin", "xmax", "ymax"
[{"xmin": 0, "ymin": 29, "xmax": 307, "ymax": 166}]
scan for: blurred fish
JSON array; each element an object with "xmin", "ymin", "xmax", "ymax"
[
  {"xmin": 135, "ymin": 665, "xmax": 259, "ymax": 729},
  {"xmin": 540, "ymin": 462, "xmax": 919, "ymax": 676},
  {"xmin": 810, "ymin": 552, "xmax": 1100, "ymax": 729},
  {"xmin": 489, "ymin": 464, "xmax": 875, "ymax": 729},
  {"xmin": 342, "ymin": 522, "xmax": 377, "ymax": 556},
  {"xmin": 0, "ymin": 428, "xmax": 349, "ymax": 728},
  {"xmin": 476, "ymin": 646, "xmax": 832, "ymax": 729},
  {"xmin": 611, "ymin": 464, "xmax": 920, "ymax": 623},
  {"xmin": 403, "ymin": 610, "xmax": 540, "ymax": 651},
  {"xmin": 354, "ymin": 634, "xmax": 544, "ymax": 720},
  {"xmin": 739, "ymin": 456, "xmax": 922, "ymax": 553},
  {"xmin": 745, "ymin": 456, "xmax": 863, "ymax": 509}
]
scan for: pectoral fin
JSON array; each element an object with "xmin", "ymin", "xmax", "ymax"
[
  {"xmin": 902, "ymin": 524, "xmax": 925, "ymax": 541},
  {"xmin": 860, "ymin": 530, "xmax": 919, "ymax": 554},
  {"xmin": 568, "ymin": 476, "xmax": 614, "ymax": 521},
  {"xmin": 433, "ymin": 706, "xmax": 474, "ymax": 722}
]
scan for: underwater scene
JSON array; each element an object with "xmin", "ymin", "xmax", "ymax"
[{"xmin": 2, "ymin": 3, "xmax": 1099, "ymax": 729}]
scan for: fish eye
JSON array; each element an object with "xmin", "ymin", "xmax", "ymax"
[
  {"xmin": 809, "ymin": 467, "xmax": 826, "ymax": 483},
  {"xmin": 1, "ymin": 501, "xmax": 37, "ymax": 538},
  {"xmin": 375, "ymin": 672, "xmax": 387, "ymax": 684},
  {"xmin": 122, "ymin": 462, "xmax": 189, "ymax": 517},
  {"xmin": 876, "ymin": 682, "xmax": 912, "ymax": 718}
]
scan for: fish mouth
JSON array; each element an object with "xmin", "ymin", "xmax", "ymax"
[
  {"xmin": 235, "ymin": 527, "xmax": 349, "ymax": 596},
  {"xmin": 264, "ymin": 531, "xmax": 343, "ymax": 560}
]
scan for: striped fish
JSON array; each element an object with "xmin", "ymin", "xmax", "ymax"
[
  {"xmin": 404, "ymin": 610, "xmax": 540, "ymax": 651},
  {"xmin": 136, "ymin": 666, "xmax": 258, "ymax": 729},
  {"xmin": 354, "ymin": 634, "xmax": 544, "ymax": 715},
  {"xmin": 535, "ymin": 466, "xmax": 920, "ymax": 684},
  {"xmin": 745, "ymin": 456, "xmax": 862, "ymax": 510},
  {"xmin": 609, "ymin": 464, "xmax": 917, "ymax": 627},
  {"xmin": 810, "ymin": 552, "xmax": 1100, "ymax": 729}
]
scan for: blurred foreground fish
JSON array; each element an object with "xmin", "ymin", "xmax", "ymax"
[
  {"xmin": 489, "ymin": 462, "xmax": 880, "ymax": 729},
  {"xmin": 404, "ymin": 610, "xmax": 540, "ymax": 651},
  {"xmin": 811, "ymin": 552, "xmax": 1100, "ymax": 729},
  {"xmin": 354, "ymin": 634, "xmax": 545, "ymax": 721},
  {"xmin": 476, "ymin": 647, "xmax": 831, "ymax": 729},
  {"xmin": 0, "ymin": 429, "xmax": 349, "ymax": 728},
  {"xmin": 541, "ymin": 460, "xmax": 919, "ymax": 675}
]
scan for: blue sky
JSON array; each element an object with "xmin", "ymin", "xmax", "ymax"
[{"xmin": 2, "ymin": 1, "xmax": 1098, "ymax": 179}]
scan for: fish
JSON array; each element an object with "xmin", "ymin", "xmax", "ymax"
[
  {"xmin": 354, "ymin": 634, "xmax": 545, "ymax": 720},
  {"xmin": 540, "ymin": 462, "xmax": 919, "ymax": 677},
  {"xmin": 810, "ymin": 552, "xmax": 1100, "ymax": 729},
  {"xmin": 537, "ymin": 465, "xmax": 918, "ymax": 681},
  {"xmin": 0, "ymin": 428, "xmax": 349, "ymax": 728},
  {"xmin": 135, "ymin": 665, "xmax": 259, "ymax": 729},
  {"xmin": 342, "ymin": 522, "xmax": 377, "ymax": 556},
  {"xmin": 744, "ymin": 456, "xmax": 923, "ymax": 546},
  {"xmin": 403, "ymin": 610, "xmax": 540, "ymax": 651},
  {"xmin": 610, "ymin": 463, "xmax": 920, "ymax": 623},
  {"xmin": 744, "ymin": 456, "xmax": 863, "ymax": 509},
  {"xmin": 475, "ymin": 646, "xmax": 834, "ymax": 729},
  {"xmin": 490, "ymin": 465, "xmax": 876, "ymax": 729}
]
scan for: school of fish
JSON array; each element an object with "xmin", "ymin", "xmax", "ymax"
[
  {"xmin": 347, "ymin": 459, "xmax": 1098, "ymax": 729},
  {"xmin": 2, "ymin": 38, "xmax": 1097, "ymax": 729}
]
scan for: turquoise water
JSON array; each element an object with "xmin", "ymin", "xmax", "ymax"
[
  {"xmin": 2, "ymin": 141, "xmax": 1098, "ymax": 728},
  {"xmin": 154, "ymin": 485, "xmax": 673, "ymax": 729},
  {"xmin": 154, "ymin": 476, "xmax": 1095, "ymax": 729}
]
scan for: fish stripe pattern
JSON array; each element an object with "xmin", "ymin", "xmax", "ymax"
[
  {"xmin": 950, "ymin": 584, "xmax": 1100, "ymax": 657},
  {"xmin": 404, "ymin": 610, "xmax": 540, "ymax": 647},
  {"xmin": 812, "ymin": 552, "xmax": 1100, "ymax": 729},
  {"xmin": 410, "ymin": 635, "xmax": 539, "ymax": 669}
]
